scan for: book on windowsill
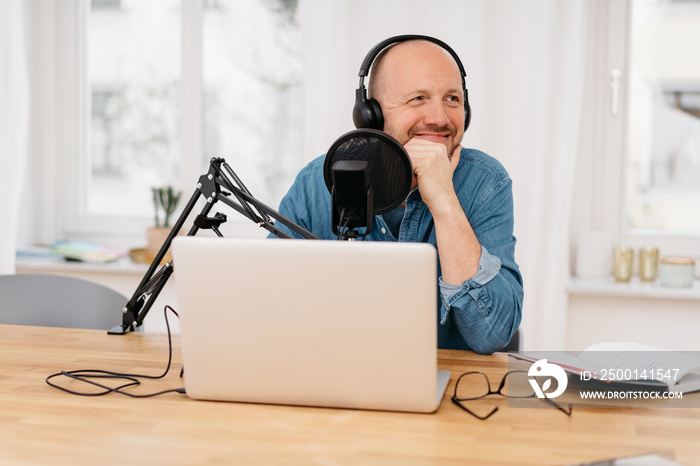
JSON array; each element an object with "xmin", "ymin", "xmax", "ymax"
[
  {"xmin": 510, "ymin": 342, "xmax": 700, "ymax": 394},
  {"xmin": 49, "ymin": 241, "xmax": 128, "ymax": 264}
]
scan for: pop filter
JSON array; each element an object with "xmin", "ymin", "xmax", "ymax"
[{"xmin": 323, "ymin": 129, "xmax": 412, "ymax": 216}]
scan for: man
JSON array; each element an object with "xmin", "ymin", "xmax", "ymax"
[{"xmin": 271, "ymin": 38, "xmax": 523, "ymax": 354}]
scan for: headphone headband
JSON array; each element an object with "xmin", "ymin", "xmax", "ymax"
[{"xmin": 357, "ymin": 34, "xmax": 467, "ymax": 81}]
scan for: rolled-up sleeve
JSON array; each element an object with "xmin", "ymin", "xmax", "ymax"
[{"xmin": 439, "ymin": 245, "xmax": 501, "ymax": 323}]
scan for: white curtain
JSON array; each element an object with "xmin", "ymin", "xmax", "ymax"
[
  {"xmin": 0, "ymin": 0, "xmax": 30, "ymax": 275},
  {"xmin": 299, "ymin": 0, "xmax": 588, "ymax": 350}
]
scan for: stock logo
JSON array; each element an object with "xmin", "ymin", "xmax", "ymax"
[{"xmin": 528, "ymin": 359, "xmax": 568, "ymax": 399}]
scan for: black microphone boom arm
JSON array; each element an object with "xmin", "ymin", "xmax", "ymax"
[{"xmin": 108, "ymin": 157, "xmax": 318, "ymax": 335}]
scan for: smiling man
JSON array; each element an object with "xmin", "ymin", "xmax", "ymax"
[{"xmin": 272, "ymin": 36, "xmax": 523, "ymax": 354}]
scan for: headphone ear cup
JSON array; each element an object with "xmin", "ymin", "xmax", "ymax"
[
  {"xmin": 463, "ymin": 88, "xmax": 471, "ymax": 132},
  {"xmin": 464, "ymin": 100, "xmax": 471, "ymax": 132},
  {"xmin": 353, "ymin": 89, "xmax": 384, "ymax": 130},
  {"xmin": 367, "ymin": 97, "xmax": 384, "ymax": 130}
]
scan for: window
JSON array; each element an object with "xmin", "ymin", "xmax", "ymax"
[
  {"xmin": 66, "ymin": 0, "xmax": 302, "ymax": 244},
  {"xmin": 625, "ymin": 0, "xmax": 700, "ymax": 235},
  {"xmin": 87, "ymin": 0, "xmax": 181, "ymax": 217},
  {"xmin": 201, "ymin": 0, "xmax": 303, "ymax": 204},
  {"xmin": 584, "ymin": 0, "xmax": 700, "ymax": 257}
]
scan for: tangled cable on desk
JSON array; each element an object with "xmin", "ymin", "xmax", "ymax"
[{"xmin": 45, "ymin": 305, "xmax": 185, "ymax": 398}]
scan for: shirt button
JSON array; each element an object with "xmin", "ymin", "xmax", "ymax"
[{"xmin": 381, "ymin": 227, "xmax": 387, "ymax": 234}]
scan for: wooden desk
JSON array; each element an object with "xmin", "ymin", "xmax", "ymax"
[{"xmin": 1, "ymin": 324, "xmax": 699, "ymax": 465}]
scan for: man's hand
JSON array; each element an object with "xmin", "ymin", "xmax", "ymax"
[
  {"xmin": 404, "ymin": 138, "xmax": 460, "ymax": 215},
  {"xmin": 404, "ymin": 138, "xmax": 481, "ymax": 285}
]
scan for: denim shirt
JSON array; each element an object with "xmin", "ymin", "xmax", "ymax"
[{"xmin": 270, "ymin": 147, "xmax": 523, "ymax": 354}]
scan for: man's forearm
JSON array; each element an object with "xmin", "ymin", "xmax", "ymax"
[{"xmin": 432, "ymin": 193, "xmax": 481, "ymax": 285}]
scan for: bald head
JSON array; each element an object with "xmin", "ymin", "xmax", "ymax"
[{"xmin": 368, "ymin": 40, "xmax": 463, "ymax": 102}]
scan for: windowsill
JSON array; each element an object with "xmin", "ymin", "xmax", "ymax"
[
  {"xmin": 15, "ymin": 251, "xmax": 149, "ymax": 276},
  {"xmin": 567, "ymin": 276, "xmax": 700, "ymax": 301}
]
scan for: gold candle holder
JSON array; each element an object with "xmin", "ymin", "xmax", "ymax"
[
  {"xmin": 613, "ymin": 247, "xmax": 634, "ymax": 282},
  {"xmin": 638, "ymin": 247, "xmax": 659, "ymax": 282}
]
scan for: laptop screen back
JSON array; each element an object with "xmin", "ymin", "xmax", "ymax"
[{"xmin": 172, "ymin": 237, "xmax": 442, "ymax": 413}]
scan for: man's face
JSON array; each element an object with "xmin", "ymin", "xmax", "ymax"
[{"xmin": 372, "ymin": 41, "xmax": 465, "ymax": 156}]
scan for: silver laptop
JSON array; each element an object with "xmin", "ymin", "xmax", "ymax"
[{"xmin": 172, "ymin": 236, "xmax": 450, "ymax": 413}]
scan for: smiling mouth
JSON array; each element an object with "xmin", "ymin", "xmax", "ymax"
[{"xmin": 414, "ymin": 133, "xmax": 450, "ymax": 143}]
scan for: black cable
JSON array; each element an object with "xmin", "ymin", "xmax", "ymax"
[
  {"xmin": 46, "ymin": 305, "xmax": 185, "ymax": 398},
  {"xmin": 140, "ymin": 264, "xmax": 171, "ymax": 296},
  {"xmin": 337, "ymin": 207, "xmax": 351, "ymax": 240}
]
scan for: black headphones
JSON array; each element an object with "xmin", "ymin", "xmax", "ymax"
[{"xmin": 352, "ymin": 34, "xmax": 471, "ymax": 132}]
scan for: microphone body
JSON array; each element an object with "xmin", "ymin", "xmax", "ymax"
[{"xmin": 330, "ymin": 160, "xmax": 374, "ymax": 237}]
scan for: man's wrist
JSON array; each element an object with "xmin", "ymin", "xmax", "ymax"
[{"xmin": 428, "ymin": 190, "xmax": 463, "ymax": 221}]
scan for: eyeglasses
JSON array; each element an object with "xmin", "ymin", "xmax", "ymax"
[{"xmin": 451, "ymin": 370, "xmax": 573, "ymax": 420}]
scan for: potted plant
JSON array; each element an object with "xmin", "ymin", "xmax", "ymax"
[{"xmin": 146, "ymin": 186, "xmax": 182, "ymax": 262}]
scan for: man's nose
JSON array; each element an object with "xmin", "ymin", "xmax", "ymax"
[{"xmin": 423, "ymin": 100, "xmax": 450, "ymax": 127}]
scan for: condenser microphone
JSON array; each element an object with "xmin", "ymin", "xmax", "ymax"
[
  {"xmin": 323, "ymin": 129, "xmax": 412, "ymax": 240},
  {"xmin": 329, "ymin": 159, "xmax": 373, "ymax": 237}
]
